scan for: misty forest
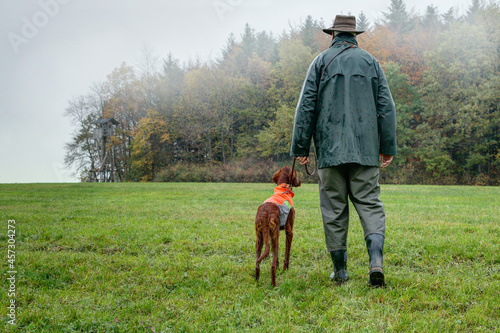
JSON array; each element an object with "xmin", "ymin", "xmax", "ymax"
[{"xmin": 64, "ymin": 0, "xmax": 500, "ymax": 185}]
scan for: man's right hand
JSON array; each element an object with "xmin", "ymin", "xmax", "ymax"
[
  {"xmin": 296, "ymin": 156, "xmax": 310, "ymax": 165},
  {"xmin": 379, "ymin": 154, "xmax": 394, "ymax": 168}
]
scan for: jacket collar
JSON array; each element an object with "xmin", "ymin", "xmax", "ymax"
[{"xmin": 330, "ymin": 34, "xmax": 358, "ymax": 48}]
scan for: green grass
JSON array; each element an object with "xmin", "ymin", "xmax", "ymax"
[{"xmin": 0, "ymin": 182, "xmax": 499, "ymax": 332}]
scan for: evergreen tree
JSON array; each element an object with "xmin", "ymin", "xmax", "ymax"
[
  {"xmin": 442, "ymin": 7, "xmax": 457, "ymax": 29},
  {"xmin": 232, "ymin": 24, "xmax": 257, "ymax": 76},
  {"xmin": 159, "ymin": 53, "xmax": 184, "ymax": 117},
  {"xmin": 219, "ymin": 33, "xmax": 237, "ymax": 63},
  {"xmin": 357, "ymin": 11, "xmax": 370, "ymax": 31},
  {"xmin": 240, "ymin": 23, "xmax": 256, "ymax": 58},
  {"xmin": 255, "ymin": 31, "xmax": 278, "ymax": 63},
  {"xmin": 466, "ymin": 0, "xmax": 483, "ymax": 23},
  {"xmin": 217, "ymin": 33, "xmax": 240, "ymax": 75},
  {"xmin": 382, "ymin": 0, "xmax": 414, "ymax": 33},
  {"xmin": 422, "ymin": 5, "xmax": 442, "ymax": 31},
  {"xmin": 299, "ymin": 15, "xmax": 321, "ymax": 53}
]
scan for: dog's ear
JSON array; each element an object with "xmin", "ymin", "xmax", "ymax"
[
  {"xmin": 272, "ymin": 169, "xmax": 282, "ymax": 184},
  {"xmin": 293, "ymin": 170, "xmax": 302, "ymax": 187}
]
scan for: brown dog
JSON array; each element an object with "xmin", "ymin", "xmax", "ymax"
[{"xmin": 255, "ymin": 166, "xmax": 301, "ymax": 286}]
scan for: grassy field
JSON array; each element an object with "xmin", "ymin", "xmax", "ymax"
[{"xmin": 0, "ymin": 182, "xmax": 499, "ymax": 332}]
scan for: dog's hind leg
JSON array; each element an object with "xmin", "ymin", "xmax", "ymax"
[
  {"xmin": 255, "ymin": 225, "xmax": 264, "ymax": 281},
  {"xmin": 270, "ymin": 218, "xmax": 279, "ymax": 287},
  {"xmin": 284, "ymin": 208, "xmax": 295, "ymax": 271}
]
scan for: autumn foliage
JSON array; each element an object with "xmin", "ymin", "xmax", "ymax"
[{"xmin": 65, "ymin": 1, "xmax": 500, "ymax": 185}]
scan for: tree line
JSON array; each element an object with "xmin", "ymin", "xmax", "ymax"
[{"xmin": 65, "ymin": 0, "xmax": 500, "ymax": 185}]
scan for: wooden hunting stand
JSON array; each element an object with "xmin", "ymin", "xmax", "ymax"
[{"xmin": 90, "ymin": 118, "xmax": 119, "ymax": 182}]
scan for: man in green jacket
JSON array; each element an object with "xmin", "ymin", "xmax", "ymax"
[{"xmin": 290, "ymin": 15, "xmax": 397, "ymax": 287}]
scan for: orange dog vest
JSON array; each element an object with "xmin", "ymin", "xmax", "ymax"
[
  {"xmin": 264, "ymin": 183, "xmax": 295, "ymax": 207},
  {"xmin": 263, "ymin": 184, "xmax": 295, "ymax": 230}
]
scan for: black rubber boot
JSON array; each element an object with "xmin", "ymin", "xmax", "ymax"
[
  {"xmin": 329, "ymin": 250, "xmax": 348, "ymax": 283},
  {"xmin": 366, "ymin": 234, "xmax": 386, "ymax": 287}
]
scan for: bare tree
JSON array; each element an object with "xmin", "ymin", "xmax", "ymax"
[{"xmin": 64, "ymin": 91, "xmax": 103, "ymax": 181}]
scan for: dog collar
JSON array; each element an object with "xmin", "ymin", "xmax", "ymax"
[{"xmin": 277, "ymin": 183, "xmax": 294, "ymax": 197}]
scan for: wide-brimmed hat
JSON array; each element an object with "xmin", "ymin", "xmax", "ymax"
[{"xmin": 323, "ymin": 15, "xmax": 364, "ymax": 35}]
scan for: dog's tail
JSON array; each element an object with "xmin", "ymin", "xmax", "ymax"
[{"xmin": 256, "ymin": 218, "xmax": 274, "ymax": 263}]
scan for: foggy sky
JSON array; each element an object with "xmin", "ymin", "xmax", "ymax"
[{"xmin": 0, "ymin": 0, "xmax": 471, "ymax": 183}]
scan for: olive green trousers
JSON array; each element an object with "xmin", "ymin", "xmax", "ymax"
[{"xmin": 318, "ymin": 164, "xmax": 385, "ymax": 252}]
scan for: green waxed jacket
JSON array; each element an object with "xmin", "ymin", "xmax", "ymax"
[{"xmin": 290, "ymin": 34, "xmax": 397, "ymax": 168}]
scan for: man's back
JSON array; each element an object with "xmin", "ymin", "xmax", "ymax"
[{"xmin": 291, "ymin": 33, "xmax": 397, "ymax": 168}]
